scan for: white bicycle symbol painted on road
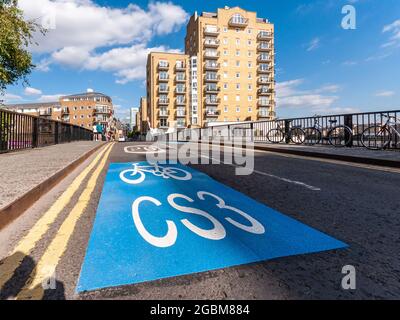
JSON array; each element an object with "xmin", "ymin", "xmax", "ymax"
[{"xmin": 120, "ymin": 163, "xmax": 192, "ymax": 185}]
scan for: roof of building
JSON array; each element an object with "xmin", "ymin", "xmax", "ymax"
[
  {"xmin": 60, "ymin": 92, "xmax": 112, "ymax": 100},
  {"xmin": 3, "ymin": 101, "xmax": 60, "ymax": 109}
]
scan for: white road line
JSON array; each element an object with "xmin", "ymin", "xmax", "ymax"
[{"xmin": 199, "ymin": 154, "xmax": 321, "ymax": 191}]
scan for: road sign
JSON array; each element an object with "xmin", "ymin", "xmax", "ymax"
[{"xmin": 77, "ymin": 162, "xmax": 347, "ymax": 292}]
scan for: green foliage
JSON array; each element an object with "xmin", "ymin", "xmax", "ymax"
[{"xmin": 0, "ymin": 0, "xmax": 45, "ymax": 92}]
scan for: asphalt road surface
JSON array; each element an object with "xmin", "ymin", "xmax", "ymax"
[{"xmin": 0, "ymin": 141, "xmax": 399, "ymax": 300}]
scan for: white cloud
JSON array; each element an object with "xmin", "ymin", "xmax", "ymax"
[
  {"xmin": 19, "ymin": 0, "xmax": 189, "ymax": 83},
  {"xmin": 306, "ymin": 37, "xmax": 320, "ymax": 51},
  {"xmin": 37, "ymin": 94, "xmax": 65, "ymax": 102},
  {"xmin": 375, "ymin": 90, "xmax": 395, "ymax": 97},
  {"xmin": 276, "ymin": 79, "xmax": 339, "ymax": 113},
  {"xmin": 24, "ymin": 87, "xmax": 43, "ymax": 96},
  {"xmin": 0, "ymin": 93, "xmax": 23, "ymax": 103},
  {"xmin": 382, "ymin": 19, "xmax": 400, "ymax": 48}
]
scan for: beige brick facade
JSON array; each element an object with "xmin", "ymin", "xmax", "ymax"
[{"xmin": 145, "ymin": 6, "xmax": 275, "ymax": 131}]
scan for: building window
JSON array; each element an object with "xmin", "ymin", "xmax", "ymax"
[
  {"xmin": 248, "ymin": 84, "xmax": 252, "ymax": 90},
  {"xmin": 224, "ymin": 83, "xmax": 228, "ymax": 89},
  {"xmin": 236, "ymin": 72, "xmax": 240, "ymax": 78},
  {"xmin": 223, "ymin": 50, "xmax": 228, "ymax": 55},
  {"xmin": 223, "ymin": 27, "xmax": 228, "ymax": 32},
  {"xmin": 248, "ymin": 73, "xmax": 252, "ymax": 79},
  {"xmin": 223, "ymin": 38, "xmax": 228, "ymax": 44},
  {"xmin": 224, "ymin": 71, "xmax": 228, "ymax": 78},
  {"xmin": 236, "ymin": 60, "xmax": 240, "ymax": 67},
  {"xmin": 223, "ymin": 60, "xmax": 228, "ymax": 67},
  {"xmin": 248, "ymin": 96, "xmax": 253, "ymax": 101},
  {"xmin": 236, "ymin": 38, "xmax": 240, "ymax": 45},
  {"xmin": 236, "ymin": 50, "xmax": 240, "ymax": 56},
  {"xmin": 236, "ymin": 106, "xmax": 240, "ymax": 112},
  {"xmin": 236, "ymin": 83, "xmax": 240, "ymax": 90},
  {"xmin": 248, "ymin": 51, "xmax": 252, "ymax": 57},
  {"xmin": 248, "ymin": 28, "xmax": 252, "ymax": 34},
  {"xmin": 248, "ymin": 106, "xmax": 252, "ymax": 112},
  {"xmin": 236, "ymin": 95, "xmax": 240, "ymax": 101},
  {"xmin": 224, "ymin": 106, "xmax": 228, "ymax": 112},
  {"xmin": 224, "ymin": 95, "xmax": 228, "ymax": 101},
  {"xmin": 247, "ymin": 39, "xmax": 252, "ymax": 45},
  {"xmin": 248, "ymin": 61, "xmax": 252, "ymax": 68}
]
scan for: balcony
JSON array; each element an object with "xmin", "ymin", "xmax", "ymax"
[
  {"xmin": 204, "ymin": 61, "xmax": 220, "ymax": 70},
  {"xmin": 205, "ymin": 110, "xmax": 220, "ymax": 117},
  {"xmin": 205, "ymin": 98, "xmax": 220, "ymax": 105},
  {"xmin": 258, "ymin": 110, "xmax": 276, "ymax": 118},
  {"xmin": 204, "ymin": 51, "xmax": 220, "ymax": 59},
  {"xmin": 257, "ymin": 42, "xmax": 273, "ymax": 51},
  {"xmin": 158, "ymin": 86, "xmax": 169, "ymax": 93},
  {"xmin": 205, "ymin": 74, "xmax": 220, "ymax": 82},
  {"xmin": 258, "ymin": 55, "xmax": 272, "ymax": 62},
  {"xmin": 175, "ymin": 87, "xmax": 186, "ymax": 94},
  {"xmin": 158, "ymin": 62, "xmax": 169, "ymax": 70},
  {"xmin": 257, "ymin": 66, "xmax": 273, "ymax": 74},
  {"xmin": 258, "ymin": 87, "xmax": 274, "ymax": 95},
  {"xmin": 94, "ymin": 108, "xmax": 111, "ymax": 114},
  {"xmin": 228, "ymin": 16, "xmax": 249, "ymax": 27},
  {"xmin": 204, "ymin": 39, "xmax": 220, "ymax": 48},
  {"xmin": 175, "ymin": 99, "xmax": 186, "ymax": 106},
  {"xmin": 158, "ymin": 75, "xmax": 169, "ymax": 82},
  {"xmin": 61, "ymin": 107, "xmax": 70, "ymax": 114},
  {"xmin": 258, "ymin": 77, "xmax": 274, "ymax": 84},
  {"xmin": 175, "ymin": 76, "xmax": 186, "ymax": 82},
  {"xmin": 258, "ymin": 99, "xmax": 274, "ymax": 107},
  {"xmin": 203, "ymin": 26, "xmax": 219, "ymax": 36},
  {"xmin": 39, "ymin": 109, "xmax": 52, "ymax": 116},
  {"xmin": 205, "ymin": 86, "xmax": 220, "ymax": 93},
  {"xmin": 258, "ymin": 31, "xmax": 273, "ymax": 40},
  {"xmin": 158, "ymin": 98, "xmax": 169, "ymax": 105},
  {"xmin": 175, "ymin": 64, "xmax": 186, "ymax": 71},
  {"xmin": 158, "ymin": 110, "xmax": 169, "ymax": 117},
  {"xmin": 175, "ymin": 111, "xmax": 186, "ymax": 118}
]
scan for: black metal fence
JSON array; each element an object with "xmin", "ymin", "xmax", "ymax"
[
  {"xmin": 0, "ymin": 108, "xmax": 93, "ymax": 154},
  {"xmin": 168, "ymin": 109, "xmax": 400, "ymax": 150}
]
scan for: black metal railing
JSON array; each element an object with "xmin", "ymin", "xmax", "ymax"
[
  {"xmin": 0, "ymin": 109, "xmax": 93, "ymax": 153},
  {"xmin": 166, "ymin": 109, "xmax": 400, "ymax": 151}
]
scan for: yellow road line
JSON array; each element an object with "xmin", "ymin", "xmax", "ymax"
[
  {"xmin": 16, "ymin": 143, "xmax": 114, "ymax": 300},
  {"xmin": 0, "ymin": 143, "xmax": 112, "ymax": 292}
]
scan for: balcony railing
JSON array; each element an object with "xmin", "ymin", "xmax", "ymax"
[
  {"xmin": 175, "ymin": 111, "xmax": 186, "ymax": 117},
  {"xmin": 39, "ymin": 109, "xmax": 52, "ymax": 116},
  {"xmin": 204, "ymin": 38, "xmax": 220, "ymax": 47},
  {"xmin": 258, "ymin": 55, "xmax": 272, "ymax": 62},
  {"xmin": 158, "ymin": 62, "xmax": 169, "ymax": 70},
  {"xmin": 158, "ymin": 86, "xmax": 169, "ymax": 93},
  {"xmin": 61, "ymin": 108, "xmax": 70, "ymax": 114},
  {"xmin": 205, "ymin": 74, "xmax": 220, "ymax": 82},
  {"xmin": 204, "ymin": 51, "xmax": 220, "ymax": 59},
  {"xmin": 175, "ymin": 64, "xmax": 185, "ymax": 71},
  {"xmin": 158, "ymin": 98, "xmax": 170, "ymax": 105},
  {"xmin": 258, "ymin": 77, "xmax": 274, "ymax": 84},
  {"xmin": 175, "ymin": 76, "xmax": 186, "ymax": 82},
  {"xmin": 257, "ymin": 43, "xmax": 273, "ymax": 51},
  {"xmin": 258, "ymin": 87, "xmax": 274, "ymax": 95},
  {"xmin": 205, "ymin": 86, "xmax": 220, "ymax": 93},
  {"xmin": 203, "ymin": 27, "xmax": 219, "ymax": 36},
  {"xmin": 204, "ymin": 61, "xmax": 220, "ymax": 70},
  {"xmin": 228, "ymin": 17, "xmax": 248, "ymax": 27},
  {"xmin": 258, "ymin": 110, "xmax": 276, "ymax": 118},
  {"xmin": 175, "ymin": 99, "xmax": 186, "ymax": 105},
  {"xmin": 205, "ymin": 110, "xmax": 220, "ymax": 117},
  {"xmin": 205, "ymin": 98, "xmax": 220, "ymax": 105},
  {"xmin": 257, "ymin": 66, "xmax": 273, "ymax": 74},
  {"xmin": 158, "ymin": 110, "xmax": 169, "ymax": 117},
  {"xmin": 94, "ymin": 108, "xmax": 111, "ymax": 114},
  {"xmin": 159, "ymin": 75, "xmax": 169, "ymax": 82},
  {"xmin": 258, "ymin": 31, "xmax": 273, "ymax": 40},
  {"xmin": 258, "ymin": 99, "xmax": 274, "ymax": 107},
  {"xmin": 175, "ymin": 87, "xmax": 186, "ymax": 94}
]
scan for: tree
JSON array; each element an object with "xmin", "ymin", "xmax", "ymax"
[{"xmin": 0, "ymin": 0, "xmax": 45, "ymax": 93}]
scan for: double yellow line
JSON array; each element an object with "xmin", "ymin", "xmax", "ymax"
[{"xmin": 0, "ymin": 143, "xmax": 114, "ymax": 300}]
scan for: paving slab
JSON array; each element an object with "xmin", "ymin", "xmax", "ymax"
[{"xmin": 0, "ymin": 141, "xmax": 104, "ymax": 209}]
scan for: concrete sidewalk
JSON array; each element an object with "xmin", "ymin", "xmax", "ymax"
[{"xmin": 0, "ymin": 141, "xmax": 105, "ymax": 227}]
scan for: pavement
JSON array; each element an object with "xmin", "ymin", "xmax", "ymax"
[
  {"xmin": 0, "ymin": 141, "xmax": 399, "ymax": 300},
  {"xmin": 0, "ymin": 141, "xmax": 104, "ymax": 210}
]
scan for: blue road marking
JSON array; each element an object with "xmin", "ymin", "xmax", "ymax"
[{"xmin": 77, "ymin": 162, "xmax": 347, "ymax": 292}]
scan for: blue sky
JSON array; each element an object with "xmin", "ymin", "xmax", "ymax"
[{"xmin": 2, "ymin": 0, "xmax": 400, "ymax": 120}]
